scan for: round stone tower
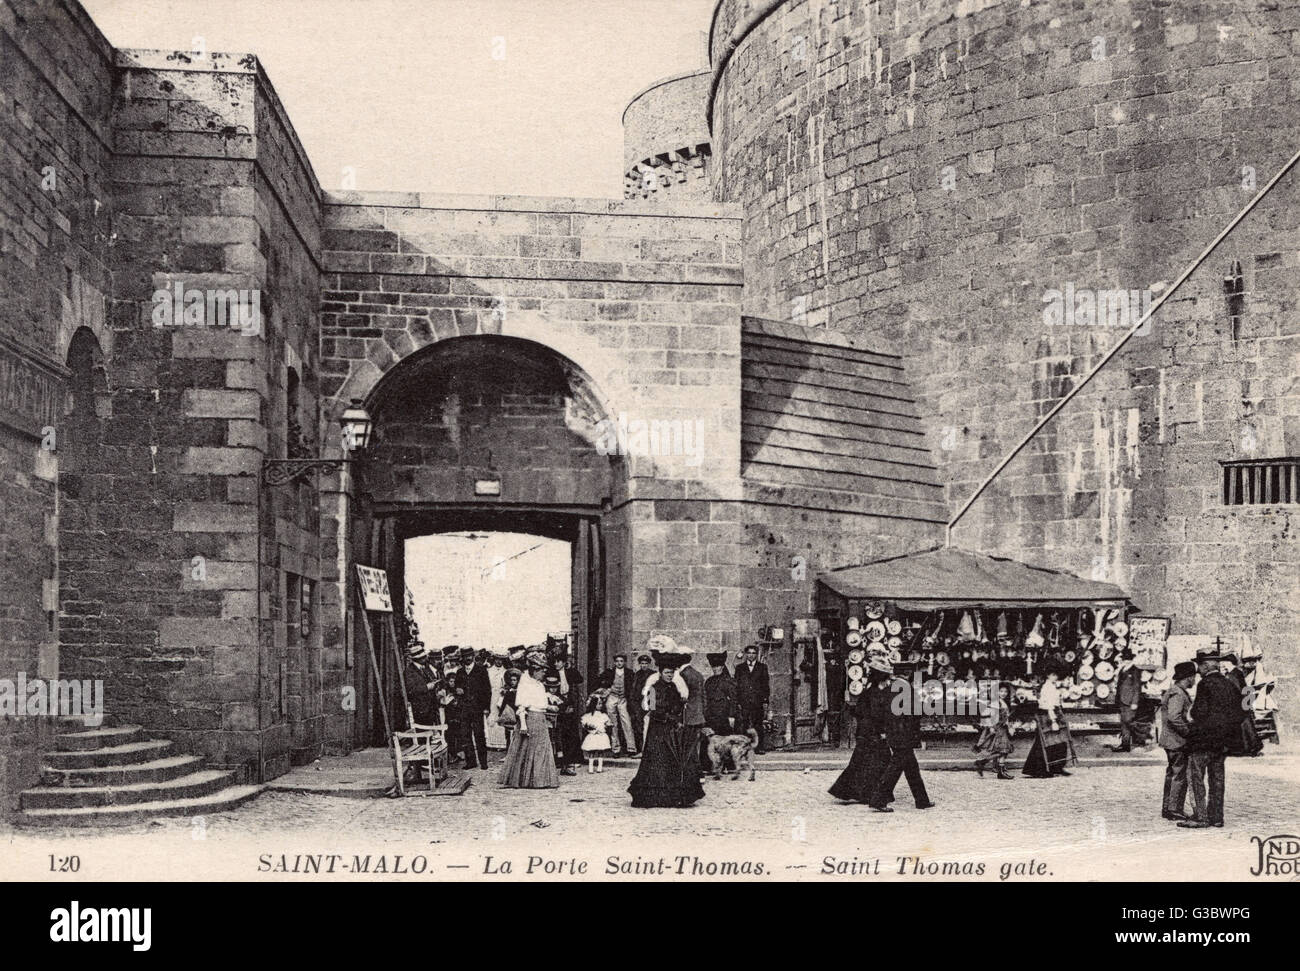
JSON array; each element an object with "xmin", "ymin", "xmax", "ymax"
[
  {"xmin": 706, "ymin": 0, "xmax": 1300, "ymax": 700},
  {"xmin": 622, "ymin": 69, "xmax": 713, "ymax": 201}
]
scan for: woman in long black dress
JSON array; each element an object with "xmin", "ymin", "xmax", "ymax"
[
  {"xmin": 829, "ymin": 663, "xmax": 893, "ymax": 803},
  {"xmin": 1022, "ymin": 663, "xmax": 1074, "ymax": 778},
  {"xmin": 629, "ymin": 647, "xmax": 705, "ymax": 808}
]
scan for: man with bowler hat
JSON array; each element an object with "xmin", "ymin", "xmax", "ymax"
[
  {"xmin": 735, "ymin": 644, "xmax": 771, "ymax": 753},
  {"xmin": 1159, "ymin": 660, "xmax": 1197, "ymax": 820},
  {"xmin": 1179, "ymin": 649, "xmax": 1240, "ymax": 828},
  {"xmin": 871, "ymin": 662, "xmax": 934, "ymax": 812}
]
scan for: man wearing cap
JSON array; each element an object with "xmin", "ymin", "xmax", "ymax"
[
  {"xmin": 1179, "ymin": 650, "xmax": 1240, "ymax": 829},
  {"xmin": 704, "ymin": 652, "xmax": 737, "ymax": 736},
  {"xmin": 1111, "ymin": 648, "xmax": 1145, "ymax": 752},
  {"xmin": 735, "ymin": 645, "xmax": 771, "ymax": 754},
  {"xmin": 598, "ymin": 654, "xmax": 639, "ymax": 758},
  {"xmin": 457, "ymin": 646, "xmax": 492, "ymax": 770},
  {"xmin": 1159, "ymin": 661, "xmax": 1196, "ymax": 821}
]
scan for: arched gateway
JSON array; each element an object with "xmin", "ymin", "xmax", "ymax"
[{"xmin": 336, "ymin": 334, "xmax": 626, "ymax": 745}]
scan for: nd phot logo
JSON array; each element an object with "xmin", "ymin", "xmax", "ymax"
[{"xmin": 1250, "ymin": 834, "xmax": 1300, "ymax": 876}]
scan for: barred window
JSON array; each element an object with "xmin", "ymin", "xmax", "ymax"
[{"xmin": 1221, "ymin": 458, "xmax": 1300, "ymax": 505}]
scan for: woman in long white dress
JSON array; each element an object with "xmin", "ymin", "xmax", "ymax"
[{"xmin": 486, "ymin": 657, "xmax": 507, "ymax": 750}]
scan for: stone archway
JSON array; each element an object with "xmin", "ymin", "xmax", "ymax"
[{"xmin": 332, "ymin": 334, "xmax": 630, "ymax": 746}]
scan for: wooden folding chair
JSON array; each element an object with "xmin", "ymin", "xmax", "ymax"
[{"xmin": 391, "ymin": 722, "xmax": 449, "ymax": 795}]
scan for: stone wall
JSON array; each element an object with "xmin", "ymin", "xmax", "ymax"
[
  {"xmin": 48, "ymin": 42, "xmax": 324, "ymax": 783},
  {"xmin": 317, "ymin": 193, "xmax": 944, "ymax": 737},
  {"xmin": 710, "ymin": 0, "xmax": 1300, "ymax": 720},
  {"xmin": 0, "ymin": 0, "xmax": 114, "ymax": 811}
]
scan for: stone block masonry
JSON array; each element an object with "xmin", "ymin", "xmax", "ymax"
[
  {"xmin": 0, "ymin": 0, "xmax": 115, "ymax": 812},
  {"xmin": 710, "ymin": 0, "xmax": 1300, "ymax": 724}
]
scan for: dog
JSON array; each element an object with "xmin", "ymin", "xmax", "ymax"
[{"xmin": 700, "ymin": 727, "xmax": 759, "ymax": 781}]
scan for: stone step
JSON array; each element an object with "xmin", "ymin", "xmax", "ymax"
[
  {"xmin": 43, "ymin": 739, "xmax": 173, "ymax": 769},
  {"xmin": 54, "ymin": 725, "xmax": 143, "ymax": 752},
  {"xmin": 16, "ymin": 785, "xmax": 265, "ymax": 828},
  {"xmin": 20, "ymin": 769, "xmax": 235, "ymax": 810},
  {"xmin": 54, "ymin": 714, "xmax": 111, "ymax": 730},
  {"xmin": 39, "ymin": 755, "xmax": 205, "ymax": 788}
]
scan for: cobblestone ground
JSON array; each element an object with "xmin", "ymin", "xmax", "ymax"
[{"xmin": 5, "ymin": 756, "xmax": 1297, "ymax": 882}]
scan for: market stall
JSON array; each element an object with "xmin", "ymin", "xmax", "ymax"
[{"xmin": 815, "ymin": 547, "xmax": 1141, "ymax": 743}]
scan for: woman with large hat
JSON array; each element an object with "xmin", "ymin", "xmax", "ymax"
[
  {"xmin": 1021, "ymin": 661, "xmax": 1075, "ymax": 778},
  {"xmin": 828, "ymin": 651, "xmax": 894, "ymax": 804},
  {"xmin": 498, "ymin": 650, "xmax": 560, "ymax": 789},
  {"xmin": 628, "ymin": 635, "xmax": 706, "ymax": 808}
]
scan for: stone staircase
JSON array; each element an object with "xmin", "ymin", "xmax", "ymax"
[{"xmin": 17, "ymin": 720, "xmax": 263, "ymax": 827}]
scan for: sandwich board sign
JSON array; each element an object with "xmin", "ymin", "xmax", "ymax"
[
  {"xmin": 356, "ymin": 564, "xmax": 393, "ymax": 613},
  {"xmin": 353, "ymin": 564, "xmax": 410, "ymax": 738}
]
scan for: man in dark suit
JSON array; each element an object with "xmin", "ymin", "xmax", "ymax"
[
  {"xmin": 554, "ymin": 652, "xmax": 584, "ymax": 775},
  {"xmin": 678, "ymin": 654, "xmax": 706, "ymax": 776},
  {"xmin": 1179, "ymin": 650, "xmax": 1240, "ymax": 828},
  {"xmin": 871, "ymin": 665, "xmax": 934, "ymax": 812},
  {"xmin": 458, "ymin": 646, "xmax": 492, "ymax": 769},
  {"xmin": 703, "ymin": 652, "xmax": 737, "ymax": 735},
  {"xmin": 1112, "ymin": 648, "xmax": 1144, "ymax": 752},
  {"xmin": 630, "ymin": 653, "xmax": 655, "ymax": 752},
  {"xmin": 734, "ymin": 644, "xmax": 771, "ymax": 753}
]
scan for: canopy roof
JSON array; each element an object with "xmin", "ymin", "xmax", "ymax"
[{"xmin": 818, "ymin": 546, "xmax": 1131, "ymax": 610}]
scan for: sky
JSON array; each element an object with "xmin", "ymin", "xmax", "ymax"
[
  {"xmin": 83, "ymin": 0, "xmax": 716, "ymax": 198},
  {"xmin": 405, "ymin": 533, "xmax": 571, "ymax": 650}
]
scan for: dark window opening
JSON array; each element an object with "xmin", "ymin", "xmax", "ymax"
[
  {"xmin": 1221, "ymin": 458, "xmax": 1300, "ymax": 505},
  {"xmin": 1224, "ymin": 259, "xmax": 1244, "ymax": 341},
  {"xmin": 286, "ymin": 366, "xmax": 307, "ymax": 459},
  {"xmin": 300, "ymin": 578, "xmax": 313, "ymax": 640},
  {"xmin": 287, "ymin": 572, "xmax": 302, "ymax": 637}
]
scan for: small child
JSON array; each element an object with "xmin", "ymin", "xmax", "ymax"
[
  {"xmin": 974, "ymin": 682, "xmax": 1015, "ymax": 779},
  {"xmin": 580, "ymin": 693, "xmax": 612, "ymax": 773}
]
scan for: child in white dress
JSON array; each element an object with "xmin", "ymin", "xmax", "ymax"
[{"xmin": 580, "ymin": 693, "xmax": 613, "ymax": 773}]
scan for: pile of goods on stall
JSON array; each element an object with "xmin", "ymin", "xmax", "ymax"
[{"xmin": 839, "ymin": 601, "xmax": 1164, "ymax": 719}]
